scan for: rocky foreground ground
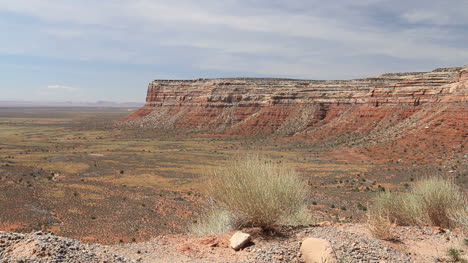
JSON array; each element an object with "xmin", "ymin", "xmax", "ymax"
[{"xmin": 1, "ymin": 223, "xmax": 465, "ymax": 262}]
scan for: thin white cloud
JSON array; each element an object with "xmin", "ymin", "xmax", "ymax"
[
  {"xmin": 401, "ymin": 2, "xmax": 468, "ymax": 26},
  {"xmin": 0, "ymin": 0, "xmax": 466, "ymax": 79},
  {"xmin": 47, "ymin": 85, "xmax": 79, "ymax": 91}
]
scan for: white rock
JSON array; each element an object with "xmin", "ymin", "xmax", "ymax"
[
  {"xmin": 300, "ymin": 237, "xmax": 336, "ymax": 263},
  {"xmin": 230, "ymin": 232, "xmax": 251, "ymax": 251}
]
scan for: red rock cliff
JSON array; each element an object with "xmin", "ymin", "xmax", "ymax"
[
  {"xmin": 126, "ymin": 66, "xmax": 465, "ymax": 131},
  {"xmin": 124, "ymin": 65, "xmax": 467, "ymax": 162}
]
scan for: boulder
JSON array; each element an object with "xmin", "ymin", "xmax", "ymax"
[
  {"xmin": 229, "ymin": 232, "xmax": 251, "ymax": 251},
  {"xmin": 300, "ymin": 237, "xmax": 336, "ymax": 263}
]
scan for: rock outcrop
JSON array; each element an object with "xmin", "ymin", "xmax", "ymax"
[{"xmin": 124, "ymin": 65, "xmax": 467, "ymax": 161}]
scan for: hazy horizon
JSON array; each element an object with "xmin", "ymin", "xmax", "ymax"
[
  {"xmin": 0, "ymin": 99, "xmax": 143, "ymax": 107},
  {"xmin": 1, "ymin": 0, "xmax": 467, "ymax": 102}
]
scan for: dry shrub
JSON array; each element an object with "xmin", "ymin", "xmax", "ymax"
[
  {"xmin": 450, "ymin": 208, "xmax": 468, "ymax": 234},
  {"xmin": 370, "ymin": 191, "xmax": 419, "ymax": 226},
  {"xmin": 190, "ymin": 155, "xmax": 310, "ymax": 233},
  {"xmin": 367, "ymin": 211, "xmax": 396, "ymax": 240},
  {"xmin": 188, "ymin": 208, "xmax": 235, "ymax": 236},
  {"xmin": 369, "ymin": 176, "xmax": 467, "ymax": 235},
  {"xmin": 207, "ymin": 155, "xmax": 310, "ymax": 228},
  {"xmin": 283, "ymin": 206, "xmax": 316, "ymax": 226},
  {"xmin": 411, "ymin": 177, "xmax": 466, "ymax": 228},
  {"xmin": 447, "ymin": 247, "xmax": 468, "ymax": 263}
]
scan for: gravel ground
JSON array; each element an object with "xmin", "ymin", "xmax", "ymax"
[
  {"xmin": 243, "ymin": 224, "xmax": 412, "ymax": 262},
  {"xmin": 301, "ymin": 226, "xmax": 411, "ymax": 262},
  {"xmin": 0, "ymin": 231, "xmax": 132, "ymax": 263},
  {"xmin": 2, "ymin": 224, "xmax": 462, "ymax": 262}
]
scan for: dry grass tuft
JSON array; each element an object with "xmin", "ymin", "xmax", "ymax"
[
  {"xmin": 207, "ymin": 155, "xmax": 310, "ymax": 228},
  {"xmin": 450, "ymin": 208, "xmax": 468, "ymax": 234},
  {"xmin": 369, "ymin": 191, "xmax": 419, "ymax": 226},
  {"xmin": 188, "ymin": 209, "xmax": 235, "ymax": 236},
  {"xmin": 446, "ymin": 247, "xmax": 468, "ymax": 263},
  {"xmin": 369, "ymin": 176, "xmax": 467, "ymax": 238},
  {"xmin": 367, "ymin": 211, "xmax": 396, "ymax": 240},
  {"xmin": 189, "ymin": 155, "xmax": 311, "ymax": 234},
  {"xmin": 411, "ymin": 177, "xmax": 466, "ymax": 229}
]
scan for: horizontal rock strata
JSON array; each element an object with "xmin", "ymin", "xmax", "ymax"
[
  {"xmin": 121, "ymin": 65, "xmax": 468, "ymax": 162},
  {"xmin": 125, "ymin": 66, "xmax": 466, "ymax": 138}
]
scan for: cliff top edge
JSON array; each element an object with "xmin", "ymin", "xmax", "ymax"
[{"xmin": 150, "ymin": 66, "xmax": 466, "ymax": 83}]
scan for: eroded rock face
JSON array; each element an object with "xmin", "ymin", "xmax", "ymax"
[
  {"xmin": 124, "ymin": 66, "xmax": 467, "ymax": 161},
  {"xmin": 126, "ymin": 66, "xmax": 466, "ymax": 131}
]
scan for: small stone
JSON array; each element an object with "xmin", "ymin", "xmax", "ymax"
[
  {"xmin": 230, "ymin": 232, "xmax": 251, "ymax": 251},
  {"xmin": 317, "ymin": 221, "xmax": 332, "ymax": 227}
]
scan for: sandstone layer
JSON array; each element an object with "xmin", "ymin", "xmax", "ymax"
[{"xmin": 124, "ymin": 66, "xmax": 467, "ymax": 161}]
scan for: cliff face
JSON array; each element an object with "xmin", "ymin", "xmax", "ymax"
[
  {"xmin": 138, "ymin": 67, "xmax": 464, "ymax": 108},
  {"xmin": 124, "ymin": 65, "xmax": 467, "ymax": 162}
]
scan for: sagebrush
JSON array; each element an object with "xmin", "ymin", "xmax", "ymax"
[
  {"xmin": 189, "ymin": 155, "xmax": 311, "ymax": 234},
  {"xmin": 369, "ymin": 176, "xmax": 467, "ymax": 235}
]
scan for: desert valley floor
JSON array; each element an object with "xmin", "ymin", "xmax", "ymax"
[{"xmin": 0, "ymin": 107, "xmax": 466, "ymax": 245}]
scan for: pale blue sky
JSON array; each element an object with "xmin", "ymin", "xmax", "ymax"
[{"xmin": 1, "ymin": 0, "xmax": 467, "ymax": 102}]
